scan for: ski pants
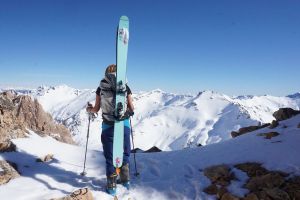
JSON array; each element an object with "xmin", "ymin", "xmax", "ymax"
[{"xmin": 101, "ymin": 125, "xmax": 131, "ymax": 177}]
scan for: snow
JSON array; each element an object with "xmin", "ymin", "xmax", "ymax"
[
  {"xmin": 227, "ymin": 168, "xmax": 249, "ymax": 197},
  {"xmin": 0, "ymin": 115, "xmax": 300, "ymax": 199}
]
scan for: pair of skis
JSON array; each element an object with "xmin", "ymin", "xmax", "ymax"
[
  {"xmin": 113, "ymin": 15, "xmax": 129, "ymax": 172},
  {"xmin": 112, "ymin": 15, "xmax": 130, "ymax": 199}
]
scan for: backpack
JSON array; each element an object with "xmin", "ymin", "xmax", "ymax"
[{"xmin": 99, "ymin": 73, "xmax": 127, "ymax": 123}]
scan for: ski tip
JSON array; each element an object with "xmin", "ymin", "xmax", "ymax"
[{"xmin": 120, "ymin": 15, "xmax": 129, "ymax": 21}]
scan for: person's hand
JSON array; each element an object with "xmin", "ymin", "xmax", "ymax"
[
  {"xmin": 128, "ymin": 110, "xmax": 134, "ymax": 117},
  {"xmin": 124, "ymin": 110, "xmax": 134, "ymax": 118},
  {"xmin": 86, "ymin": 102, "xmax": 93, "ymax": 113}
]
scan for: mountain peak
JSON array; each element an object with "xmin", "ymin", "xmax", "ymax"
[
  {"xmin": 151, "ymin": 88, "xmax": 164, "ymax": 93},
  {"xmin": 287, "ymin": 92, "xmax": 300, "ymax": 99},
  {"xmin": 234, "ymin": 95, "xmax": 255, "ymax": 100},
  {"xmin": 197, "ymin": 90, "xmax": 225, "ymax": 99}
]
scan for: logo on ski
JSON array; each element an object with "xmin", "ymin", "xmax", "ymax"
[
  {"xmin": 119, "ymin": 28, "xmax": 129, "ymax": 45},
  {"xmin": 115, "ymin": 157, "xmax": 121, "ymax": 165}
]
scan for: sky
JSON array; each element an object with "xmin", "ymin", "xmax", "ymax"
[{"xmin": 0, "ymin": 0, "xmax": 299, "ymax": 96}]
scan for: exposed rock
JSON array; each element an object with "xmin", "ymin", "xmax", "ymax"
[
  {"xmin": 0, "ymin": 141, "xmax": 16, "ymax": 152},
  {"xmin": 36, "ymin": 154, "xmax": 54, "ymax": 162},
  {"xmin": 203, "ymin": 165, "xmax": 234, "ymax": 186},
  {"xmin": 0, "ymin": 93, "xmax": 27, "ymax": 141},
  {"xmin": 217, "ymin": 187, "xmax": 228, "ymax": 199},
  {"xmin": 257, "ymin": 132, "xmax": 280, "ymax": 139},
  {"xmin": 231, "ymin": 123, "xmax": 270, "ymax": 138},
  {"xmin": 221, "ymin": 193, "xmax": 240, "ymax": 200},
  {"xmin": 273, "ymin": 108, "xmax": 300, "ymax": 121},
  {"xmin": 203, "ymin": 184, "xmax": 218, "ymax": 195},
  {"xmin": 245, "ymin": 172, "xmax": 285, "ymax": 191},
  {"xmin": 144, "ymin": 146, "xmax": 162, "ymax": 153},
  {"xmin": 282, "ymin": 176, "xmax": 300, "ymax": 200},
  {"xmin": 204, "ymin": 163, "xmax": 299, "ymax": 200},
  {"xmin": 0, "ymin": 160, "xmax": 20, "ymax": 185},
  {"xmin": 253, "ymin": 190, "xmax": 272, "ymax": 200},
  {"xmin": 234, "ymin": 163, "xmax": 269, "ymax": 177},
  {"xmin": 231, "ymin": 131, "xmax": 239, "ymax": 138},
  {"xmin": 51, "ymin": 188, "xmax": 93, "ymax": 200},
  {"xmin": 269, "ymin": 120, "xmax": 279, "ymax": 129},
  {"xmin": 0, "ymin": 92, "xmax": 74, "ymax": 144},
  {"xmin": 297, "ymin": 123, "xmax": 300, "ymax": 128},
  {"xmin": 264, "ymin": 188, "xmax": 291, "ymax": 200},
  {"xmin": 131, "ymin": 148, "xmax": 144, "ymax": 153},
  {"xmin": 203, "ymin": 183, "xmax": 228, "ymax": 198},
  {"xmin": 243, "ymin": 193, "xmax": 259, "ymax": 200}
]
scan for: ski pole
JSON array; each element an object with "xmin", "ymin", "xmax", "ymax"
[
  {"xmin": 130, "ymin": 117, "xmax": 140, "ymax": 177},
  {"xmin": 81, "ymin": 113, "xmax": 91, "ymax": 176}
]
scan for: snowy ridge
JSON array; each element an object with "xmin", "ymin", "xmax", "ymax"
[
  {"xmin": 0, "ymin": 113, "xmax": 299, "ymax": 199},
  {"xmin": 1, "ymin": 85, "xmax": 299, "ymax": 151}
]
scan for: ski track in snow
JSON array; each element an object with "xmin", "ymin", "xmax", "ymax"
[{"xmin": 0, "ymin": 115, "xmax": 300, "ymax": 199}]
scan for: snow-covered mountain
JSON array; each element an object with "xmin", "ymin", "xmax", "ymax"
[{"xmin": 2, "ymin": 85, "xmax": 300, "ymax": 151}]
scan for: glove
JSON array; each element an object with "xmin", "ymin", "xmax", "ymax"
[
  {"xmin": 86, "ymin": 102, "xmax": 93, "ymax": 113},
  {"xmin": 128, "ymin": 111, "xmax": 134, "ymax": 117},
  {"xmin": 124, "ymin": 110, "xmax": 134, "ymax": 118}
]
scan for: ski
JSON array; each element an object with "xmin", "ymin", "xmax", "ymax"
[{"xmin": 113, "ymin": 16, "xmax": 129, "ymax": 170}]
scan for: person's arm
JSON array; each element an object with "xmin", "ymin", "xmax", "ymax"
[
  {"xmin": 127, "ymin": 94, "xmax": 134, "ymax": 112},
  {"xmin": 86, "ymin": 94, "xmax": 101, "ymax": 113}
]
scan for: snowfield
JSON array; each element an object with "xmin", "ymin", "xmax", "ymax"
[
  {"xmin": 0, "ymin": 114, "xmax": 299, "ymax": 200},
  {"xmin": 3, "ymin": 85, "xmax": 300, "ymax": 151}
]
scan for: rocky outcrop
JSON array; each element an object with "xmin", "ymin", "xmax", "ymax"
[
  {"xmin": 36, "ymin": 154, "xmax": 54, "ymax": 162},
  {"xmin": 231, "ymin": 123, "xmax": 270, "ymax": 138},
  {"xmin": 131, "ymin": 148, "xmax": 144, "ymax": 153},
  {"xmin": 0, "ymin": 141, "xmax": 16, "ymax": 152},
  {"xmin": 231, "ymin": 108, "xmax": 300, "ymax": 138},
  {"xmin": 145, "ymin": 146, "xmax": 162, "ymax": 153},
  {"xmin": 130, "ymin": 147, "xmax": 162, "ymax": 153},
  {"xmin": 282, "ymin": 176, "xmax": 300, "ymax": 200},
  {"xmin": 203, "ymin": 163, "xmax": 300, "ymax": 200},
  {"xmin": 0, "ymin": 92, "xmax": 74, "ymax": 144},
  {"xmin": 204, "ymin": 165, "xmax": 235, "ymax": 186},
  {"xmin": 245, "ymin": 172, "xmax": 285, "ymax": 191},
  {"xmin": 51, "ymin": 188, "xmax": 93, "ymax": 200},
  {"xmin": 273, "ymin": 108, "xmax": 300, "ymax": 121},
  {"xmin": 235, "ymin": 163, "xmax": 269, "ymax": 177},
  {"xmin": 0, "ymin": 160, "xmax": 20, "ymax": 185},
  {"xmin": 203, "ymin": 164, "xmax": 236, "ymax": 199},
  {"xmin": 204, "ymin": 184, "xmax": 228, "ymax": 198},
  {"xmin": 257, "ymin": 132, "xmax": 280, "ymax": 139},
  {"xmin": 269, "ymin": 120, "xmax": 279, "ymax": 129},
  {"xmin": 221, "ymin": 193, "xmax": 240, "ymax": 200}
]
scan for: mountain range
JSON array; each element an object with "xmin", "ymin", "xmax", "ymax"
[{"xmin": 1, "ymin": 85, "xmax": 299, "ymax": 151}]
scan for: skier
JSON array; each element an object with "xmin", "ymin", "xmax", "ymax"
[{"xmin": 86, "ymin": 64, "xmax": 134, "ymax": 194}]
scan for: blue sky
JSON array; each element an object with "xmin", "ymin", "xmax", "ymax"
[{"xmin": 0, "ymin": 0, "xmax": 299, "ymax": 95}]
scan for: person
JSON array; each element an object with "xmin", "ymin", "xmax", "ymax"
[{"xmin": 86, "ymin": 64, "xmax": 134, "ymax": 195}]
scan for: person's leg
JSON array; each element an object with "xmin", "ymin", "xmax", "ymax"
[
  {"xmin": 101, "ymin": 126, "xmax": 117, "ymax": 194},
  {"xmin": 101, "ymin": 126, "xmax": 115, "ymax": 176},
  {"xmin": 123, "ymin": 126, "xmax": 131, "ymax": 165},
  {"xmin": 120, "ymin": 126, "xmax": 131, "ymax": 185}
]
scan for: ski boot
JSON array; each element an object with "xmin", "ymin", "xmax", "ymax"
[
  {"xmin": 120, "ymin": 163, "xmax": 130, "ymax": 189},
  {"xmin": 106, "ymin": 173, "xmax": 117, "ymax": 195}
]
